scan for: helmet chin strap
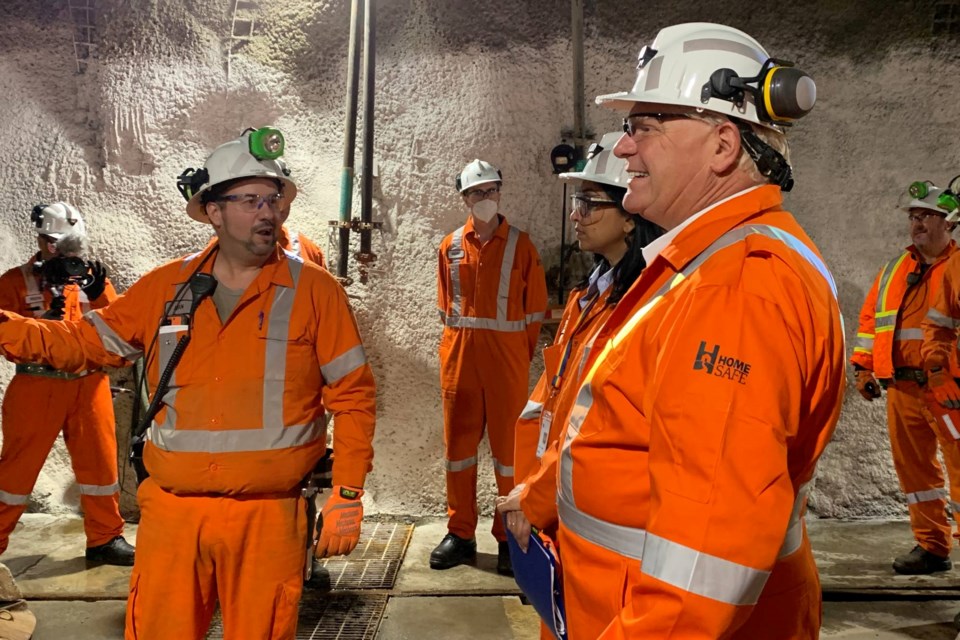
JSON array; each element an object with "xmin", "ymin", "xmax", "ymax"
[{"xmin": 735, "ymin": 122, "xmax": 794, "ymax": 192}]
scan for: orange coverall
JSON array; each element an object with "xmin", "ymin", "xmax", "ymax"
[
  {"xmin": 438, "ymin": 214, "xmax": 547, "ymax": 542},
  {"xmin": 0, "ymin": 255, "xmax": 122, "ymax": 555},
  {"xmin": 553, "ymin": 186, "xmax": 844, "ymax": 639},
  {"xmin": 853, "ymin": 242, "xmax": 960, "ymax": 558},
  {"xmin": 0, "ymin": 244, "xmax": 375, "ymax": 640},
  {"xmin": 279, "ymin": 225, "xmax": 327, "ymax": 270}
]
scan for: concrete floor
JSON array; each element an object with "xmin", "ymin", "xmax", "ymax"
[{"xmin": 5, "ymin": 515, "xmax": 960, "ymax": 639}]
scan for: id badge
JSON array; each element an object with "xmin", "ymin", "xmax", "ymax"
[{"xmin": 536, "ymin": 410, "xmax": 553, "ymax": 458}]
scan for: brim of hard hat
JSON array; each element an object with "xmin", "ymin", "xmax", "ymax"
[
  {"xmin": 595, "ymin": 90, "xmax": 646, "ymax": 112},
  {"xmin": 902, "ymin": 199, "xmax": 948, "ymax": 214},
  {"xmin": 459, "ymin": 178, "xmax": 500, "ymax": 193},
  {"xmin": 557, "ymin": 171, "xmax": 626, "ymax": 190},
  {"xmin": 186, "ymin": 177, "xmax": 299, "ymax": 222}
]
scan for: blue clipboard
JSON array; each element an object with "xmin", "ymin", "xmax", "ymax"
[{"xmin": 505, "ymin": 522, "xmax": 567, "ymax": 640}]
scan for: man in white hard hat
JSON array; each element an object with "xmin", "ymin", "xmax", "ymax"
[
  {"xmin": 854, "ymin": 181, "xmax": 960, "ymax": 576},
  {"xmin": 433, "ymin": 159, "xmax": 547, "ymax": 575},
  {"xmin": 0, "ymin": 128, "xmax": 376, "ymax": 639},
  {"xmin": 0, "ymin": 203, "xmax": 132, "ymax": 566},
  {"xmin": 547, "ymin": 23, "xmax": 844, "ymax": 638}
]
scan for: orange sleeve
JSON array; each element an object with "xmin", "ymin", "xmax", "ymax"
[
  {"xmin": 0, "ymin": 268, "xmax": 24, "ymax": 314},
  {"xmin": 922, "ymin": 254, "xmax": 960, "ymax": 370},
  {"xmin": 297, "ymin": 233, "xmax": 328, "ymax": 270},
  {"xmin": 315, "ymin": 275, "xmax": 376, "ymax": 489},
  {"xmin": 600, "ymin": 257, "xmax": 842, "ymax": 638},
  {"xmin": 522, "ymin": 238, "xmax": 547, "ymax": 358},
  {"xmin": 519, "ymin": 437, "xmax": 560, "ymax": 530},
  {"xmin": 850, "ymin": 268, "xmax": 881, "ymax": 371},
  {"xmin": 514, "ymin": 372, "xmax": 550, "ymax": 482},
  {"xmin": 437, "ymin": 241, "xmax": 450, "ymax": 323}
]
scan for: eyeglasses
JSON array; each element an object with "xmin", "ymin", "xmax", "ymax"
[
  {"xmin": 622, "ymin": 113, "xmax": 692, "ymax": 138},
  {"xmin": 908, "ymin": 210, "xmax": 945, "ymax": 223},
  {"xmin": 464, "ymin": 187, "xmax": 500, "ymax": 201},
  {"xmin": 571, "ymin": 194, "xmax": 618, "ymax": 219},
  {"xmin": 217, "ymin": 193, "xmax": 285, "ymax": 212}
]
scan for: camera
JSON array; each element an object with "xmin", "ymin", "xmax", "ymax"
[{"xmin": 39, "ymin": 255, "xmax": 91, "ymax": 287}]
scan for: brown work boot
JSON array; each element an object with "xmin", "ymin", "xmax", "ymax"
[{"xmin": 892, "ymin": 545, "xmax": 952, "ymax": 575}]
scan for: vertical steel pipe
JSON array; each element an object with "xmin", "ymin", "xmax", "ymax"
[{"xmin": 338, "ymin": 0, "xmax": 364, "ymax": 278}]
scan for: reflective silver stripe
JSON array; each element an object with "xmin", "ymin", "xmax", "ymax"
[
  {"xmin": 526, "ymin": 311, "xmax": 546, "ymax": 324},
  {"xmin": 445, "ymin": 456, "xmax": 477, "ymax": 472},
  {"xmin": 875, "ymin": 314, "xmax": 897, "ymax": 329},
  {"xmin": 321, "ymin": 345, "xmax": 367, "ymax": 384},
  {"xmin": 894, "ymin": 328, "xmax": 924, "ymax": 341},
  {"xmin": 448, "ymin": 227, "xmax": 465, "ymax": 318},
  {"xmin": 262, "ymin": 259, "xmax": 302, "ymax": 430},
  {"xmin": 157, "ymin": 325, "xmax": 188, "ymax": 377},
  {"xmin": 492, "ymin": 458, "xmax": 514, "ymax": 478},
  {"xmin": 519, "ymin": 400, "xmax": 543, "ymax": 421},
  {"xmin": 942, "ymin": 412, "xmax": 960, "ymax": 440},
  {"xmin": 78, "ymin": 482, "xmax": 119, "ymax": 496},
  {"xmin": 445, "ymin": 316, "xmax": 527, "ymax": 331},
  {"xmin": 497, "ymin": 226, "xmax": 521, "ymax": 320},
  {"xmin": 874, "ymin": 253, "xmax": 909, "ymax": 323},
  {"xmin": 19, "ymin": 264, "xmax": 40, "ymax": 296},
  {"xmin": 926, "ymin": 308, "xmax": 960, "ymax": 329},
  {"xmin": 287, "ymin": 230, "xmax": 302, "ymax": 258},
  {"xmin": 952, "ymin": 501, "xmax": 960, "ymax": 514},
  {"xmin": 777, "ymin": 484, "xmax": 808, "ymax": 559},
  {"xmin": 642, "ymin": 532, "xmax": 770, "ymax": 606},
  {"xmin": 84, "ymin": 312, "xmax": 143, "ymax": 360},
  {"xmin": 558, "ymin": 491, "xmax": 646, "ymax": 560},
  {"xmin": 0, "ymin": 489, "xmax": 29, "ymax": 506},
  {"xmin": 149, "ymin": 417, "xmax": 325, "ymax": 453},
  {"xmin": 905, "ymin": 488, "xmax": 947, "ymax": 505},
  {"xmin": 854, "ymin": 335, "xmax": 874, "ymax": 349}
]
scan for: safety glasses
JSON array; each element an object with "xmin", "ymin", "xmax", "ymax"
[{"xmin": 217, "ymin": 193, "xmax": 285, "ymax": 212}]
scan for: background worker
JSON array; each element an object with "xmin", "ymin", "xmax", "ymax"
[
  {"xmin": 543, "ymin": 24, "xmax": 843, "ymax": 638},
  {"xmin": 498, "ymin": 132, "xmax": 661, "ymax": 638},
  {"xmin": 853, "ymin": 181, "xmax": 959, "ymax": 575},
  {"xmin": 0, "ymin": 203, "xmax": 132, "ymax": 566},
  {"xmin": 0, "ymin": 128, "xmax": 376, "ymax": 640},
  {"xmin": 279, "ymin": 224, "xmax": 326, "ymax": 269},
  {"xmin": 433, "ymin": 159, "xmax": 547, "ymax": 575}
]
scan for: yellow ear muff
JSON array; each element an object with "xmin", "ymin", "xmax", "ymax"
[{"xmin": 763, "ymin": 66, "xmax": 816, "ymax": 122}]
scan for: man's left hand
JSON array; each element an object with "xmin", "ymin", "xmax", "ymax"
[{"xmin": 316, "ymin": 485, "xmax": 364, "ymax": 558}]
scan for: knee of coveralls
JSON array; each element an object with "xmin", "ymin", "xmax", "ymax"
[
  {"xmin": 442, "ymin": 376, "xmax": 486, "ymax": 540},
  {"xmin": 126, "ymin": 478, "xmax": 306, "ymax": 640},
  {"xmin": 731, "ymin": 532, "xmax": 820, "ymax": 640},
  {"xmin": 0, "ymin": 374, "xmax": 72, "ymax": 554},
  {"xmin": 556, "ymin": 522, "xmax": 641, "ymax": 640},
  {"xmin": 61, "ymin": 373, "xmax": 124, "ymax": 548},
  {"xmin": 887, "ymin": 383, "xmax": 952, "ymax": 556}
]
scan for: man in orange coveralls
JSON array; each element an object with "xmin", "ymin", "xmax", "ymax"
[
  {"xmin": 280, "ymin": 225, "xmax": 326, "ymax": 269},
  {"xmin": 539, "ymin": 23, "xmax": 844, "ymax": 639},
  {"xmin": 854, "ymin": 181, "xmax": 960, "ymax": 575},
  {"xmin": 0, "ymin": 202, "xmax": 133, "ymax": 566},
  {"xmin": 498, "ymin": 132, "xmax": 662, "ymax": 639},
  {"xmin": 0, "ymin": 128, "xmax": 376, "ymax": 640},
  {"xmin": 433, "ymin": 159, "xmax": 547, "ymax": 575}
]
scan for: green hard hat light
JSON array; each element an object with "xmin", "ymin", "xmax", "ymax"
[
  {"xmin": 908, "ymin": 180, "xmax": 931, "ymax": 199},
  {"xmin": 249, "ymin": 127, "xmax": 285, "ymax": 161}
]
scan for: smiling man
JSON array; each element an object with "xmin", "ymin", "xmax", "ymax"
[
  {"xmin": 547, "ymin": 23, "xmax": 845, "ymax": 639},
  {"xmin": 0, "ymin": 129, "xmax": 376, "ymax": 640}
]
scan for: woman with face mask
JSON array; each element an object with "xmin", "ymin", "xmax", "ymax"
[
  {"xmin": 433, "ymin": 159, "xmax": 549, "ymax": 577},
  {"xmin": 496, "ymin": 133, "xmax": 662, "ymax": 639}
]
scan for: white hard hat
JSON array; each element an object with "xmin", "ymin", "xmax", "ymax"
[
  {"xmin": 456, "ymin": 159, "xmax": 502, "ymax": 193},
  {"xmin": 596, "ymin": 23, "xmax": 816, "ymax": 129},
  {"xmin": 900, "ymin": 182, "xmax": 960, "ymax": 221},
  {"xmin": 31, "ymin": 202, "xmax": 85, "ymax": 239},
  {"xmin": 558, "ymin": 132, "xmax": 630, "ymax": 189},
  {"xmin": 178, "ymin": 128, "xmax": 298, "ymax": 222}
]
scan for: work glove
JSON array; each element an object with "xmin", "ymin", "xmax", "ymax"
[
  {"xmin": 81, "ymin": 260, "xmax": 108, "ymax": 302},
  {"xmin": 928, "ymin": 368, "xmax": 960, "ymax": 409},
  {"xmin": 41, "ymin": 296, "xmax": 66, "ymax": 320},
  {"xmin": 854, "ymin": 369, "xmax": 881, "ymax": 401},
  {"xmin": 315, "ymin": 485, "xmax": 364, "ymax": 559}
]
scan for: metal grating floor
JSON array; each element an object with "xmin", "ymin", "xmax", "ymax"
[
  {"xmin": 207, "ymin": 591, "xmax": 387, "ymax": 640},
  {"xmin": 309, "ymin": 520, "xmax": 414, "ymax": 591}
]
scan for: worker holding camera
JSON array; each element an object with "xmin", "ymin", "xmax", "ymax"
[{"xmin": 0, "ymin": 202, "xmax": 134, "ymax": 566}]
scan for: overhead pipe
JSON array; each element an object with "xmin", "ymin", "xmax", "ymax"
[
  {"xmin": 358, "ymin": 0, "xmax": 377, "ymax": 283},
  {"xmin": 336, "ymin": 0, "xmax": 364, "ymax": 280}
]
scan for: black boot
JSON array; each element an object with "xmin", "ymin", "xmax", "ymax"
[
  {"xmin": 497, "ymin": 541, "xmax": 513, "ymax": 577},
  {"xmin": 85, "ymin": 535, "xmax": 135, "ymax": 567},
  {"xmin": 429, "ymin": 533, "xmax": 476, "ymax": 570},
  {"xmin": 892, "ymin": 544, "xmax": 952, "ymax": 575}
]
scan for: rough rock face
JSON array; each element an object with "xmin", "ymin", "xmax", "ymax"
[
  {"xmin": 0, "ymin": 0, "xmax": 957, "ymax": 522},
  {"xmin": 0, "ymin": 562, "xmax": 22, "ymax": 602}
]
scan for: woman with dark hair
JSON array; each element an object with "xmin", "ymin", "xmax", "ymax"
[{"xmin": 497, "ymin": 132, "xmax": 662, "ymax": 637}]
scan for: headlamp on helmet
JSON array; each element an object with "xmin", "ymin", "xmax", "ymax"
[
  {"xmin": 901, "ymin": 176, "xmax": 960, "ymax": 221},
  {"xmin": 247, "ymin": 127, "xmax": 285, "ymax": 161}
]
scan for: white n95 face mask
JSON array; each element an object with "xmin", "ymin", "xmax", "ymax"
[{"xmin": 472, "ymin": 199, "xmax": 498, "ymax": 222}]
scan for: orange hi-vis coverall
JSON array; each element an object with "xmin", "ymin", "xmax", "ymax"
[
  {"xmin": 280, "ymin": 225, "xmax": 327, "ymax": 270},
  {"xmin": 0, "ymin": 243, "xmax": 376, "ymax": 640},
  {"xmin": 853, "ymin": 241, "xmax": 960, "ymax": 558},
  {"xmin": 553, "ymin": 186, "xmax": 844, "ymax": 639},
  {"xmin": 515, "ymin": 265, "xmax": 613, "ymax": 532},
  {"xmin": 438, "ymin": 214, "xmax": 547, "ymax": 542},
  {"xmin": 0, "ymin": 255, "xmax": 122, "ymax": 555}
]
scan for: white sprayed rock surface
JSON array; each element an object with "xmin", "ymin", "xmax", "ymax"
[{"xmin": 0, "ymin": 0, "xmax": 957, "ymax": 523}]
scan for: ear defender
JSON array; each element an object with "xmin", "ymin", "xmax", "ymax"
[
  {"xmin": 176, "ymin": 168, "xmax": 209, "ymax": 202},
  {"xmin": 702, "ymin": 58, "xmax": 816, "ymax": 125}
]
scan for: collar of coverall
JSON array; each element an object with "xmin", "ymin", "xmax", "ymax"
[
  {"xmin": 655, "ymin": 184, "xmax": 784, "ymax": 272},
  {"xmin": 194, "ymin": 240, "xmax": 296, "ymax": 292},
  {"xmin": 906, "ymin": 239, "xmax": 957, "ymax": 266},
  {"xmin": 464, "ymin": 213, "xmax": 508, "ymax": 243}
]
